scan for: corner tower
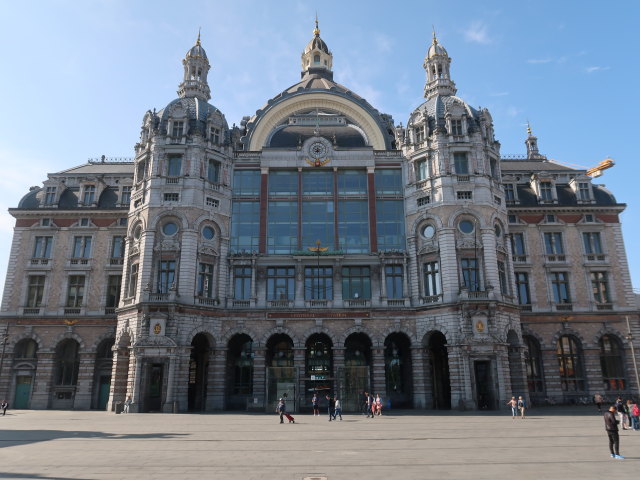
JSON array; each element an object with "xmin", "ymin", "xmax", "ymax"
[{"xmin": 300, "ymin": 17, "xmax": 333, "ymax": 78}]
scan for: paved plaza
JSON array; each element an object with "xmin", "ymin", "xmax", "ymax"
[{"xmin": 0, "ymin": 406, "xmax": 638, "ymax": 480}]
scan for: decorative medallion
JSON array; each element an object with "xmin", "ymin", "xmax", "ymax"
[
  {"xmin": 153, "ymin": 323, "xmax": 162, "ymax": 335},
  {"xmin": 305, "ymin": 141, "xmax": 331, "ymax": 167}
]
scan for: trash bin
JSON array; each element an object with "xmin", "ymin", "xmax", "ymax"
[{"xmin": 115, "ymin": 402, "xmax": 124, "ymax": 414}]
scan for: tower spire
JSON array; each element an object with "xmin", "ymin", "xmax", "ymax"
[
  {"xmin": 301, "ymin": 15, "xmax": 333, "ymax": 78},
  {"xmin": 422, "ymin": 31, "xmax": 456, "ymax": 99},
  {"xmin": 314, "ymin": 13, "xmax": 320, "ymax": 36},
  {"xmin": 177, "ymin": 36, "xmax": 211, "ymax": 101},
  {"xmin": 525, "ymin": 121, "xmax": 541, "ymax": 159}
]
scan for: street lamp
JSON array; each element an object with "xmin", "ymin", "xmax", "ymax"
[{"xmin": 308, "ymin": 240, "xmax": 328, "ymax": 300}]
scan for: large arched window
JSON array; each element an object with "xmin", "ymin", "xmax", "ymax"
[
  {"xmin": 55, "ymin": 339, "xmax": 80, "ymax": 386},
  {"xmin": 556, "ymin": 335, "xmax": 585, "ymax": 392},
  {"xmin": 14, "ymin": 339, "xmax": 38, "ymax": 359},
  {"xmin": 599, "ymin": 334, "xmax": 626, "ymax": 391},
  {"xmin": 524, "ymin": 336, "xmax": 544, "ymax": 393}
]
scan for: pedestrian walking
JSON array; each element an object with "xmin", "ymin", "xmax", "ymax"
[
  {"xmin": 375, "ymin": 394, "xmax": 382, "ymax": 415},
  {"xmin": 615, "ymin": 396, "xmax": 629, "ymax": 430},
  {"xmin": 594, "ymin": 393, "xmax": 604, "ymax": 414},
  {"xmin": 506, "ymin": 396, "xmax": 517, "ymax": 419},
  {"xmin": 366, "ymin": 393, "xmax": 375, "ymax": 418},
  {"xmin": 312, "ymin": 393, "xmax": 319, "ymax": 416},
  {"xmin": 361, "ymin": 391, "xmax": 369, "ymax": 416},
  {"xmin": 277, "ymin": 396, "xmax": 286, "ymax": 424},
  {"xmin": 631, "ymin": 400, "xmax": 640, "ymax": 431},
  {"xmin": 333, "ymin": 397, "xmax": 342, "ymax": 421},
  {"xmin": 123, "ymin": 396, "xmax": 132, "ymax": 414},
  {"xmin": 326, "ymin": 394, "xmax": 335, "ymax": 421},
  {"xmin": 517, "ymin": 396, "xmax": 526, "ymax": 419},
  {"xmin": 604, "ymin": 405, "xmax": 624, "ymax": 459},
  {"xmin": 1, "ymin": 400, "xmax": 7, "ymax": 416}
]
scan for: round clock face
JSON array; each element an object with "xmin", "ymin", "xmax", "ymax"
[{"xmin": 309, "ymin": 142, "xmax": 327, "ymax": 159}]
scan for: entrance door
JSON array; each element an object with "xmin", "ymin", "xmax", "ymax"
[
  {"xmin": 146, "ymin": 364, "xmax": 164, "ymax": 412},
  {"xmin": 336, "ymin": 366, "xmax": 370, "ymax": 412},
  {"xmin": 14, "ymin": 376, "xmax": 32, "ymax": 409},
  {"xmin": 474, "ymin": 361, "xmax": 495, "ymax": 410},
  {"xmin": 97, "ymin": 375, "xmax": 111, "ymax": 410},
  {"xmin": 267, "ymin": 367, "xmax": 297, "ymax": 412}
]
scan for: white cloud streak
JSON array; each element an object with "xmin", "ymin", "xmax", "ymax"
[{"xmin": 464, "ymin": 21, "xmax": 491, "ymax": 44}]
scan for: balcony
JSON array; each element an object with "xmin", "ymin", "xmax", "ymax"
[
  {"xmin": 231, "ymin": 299, "xmax": 251, "ymax": 308},
  {"xmin": 545, "ymin": 254, "xmax": 566, "ymax": 263},
  {"xmin": 104, "ymin": 307, "xmax": 116, "ymax": 315},
  {"xmin": 467, "ymin": 291, "xmax": 489, "ymax": 300},
  {"xmin": 455, "ymin": 175, "xmax": 471, "ymax": 183},
  {"xmin": 109, "ymin": 257, "xmax": 124, "ymax": 266},
  {"xmin": 165, "ymin": 177, "xmax": 180, "ymax": 184},
  {"xmin": 69, "ymin": 258, "xmax": 91, "ymax": 266},
  {"xmin": 30, "ymin": 258, "xmax": 50, "ymax": 266},
  {"xmin": 585, "ymin": 254, "xmax": 606, "ymax": 262},
  {"xmin": 595, "ymin": 303, "xmax": 613, "ymax": 311},
  {"xmin": 64, "ymin": 308, "xmax": 81, "ymax": 315},
  {"xmin": 268, "ymin": 300, "xmax": 294, "ymax": 308},
  {"xmin": 421, "ymin": 294, "xmax": 442, "ymax": 304},
  {"xmin": 520, "ymin": 305, "xmax": 532, "ymax": 312},
  {"xmin": 195, "ymin": 296, "xmax": 220, "ymax": 307},
  {"xmin": 554, "ymin": 303, "xmax": 573, "ymax": 311},
  {"xmin": 386, "ymin": 298, "xmax": 407, "ymax": 307},
  {"xmin": 23, "ymin": 307, "xmax": 41, "ymax": 315},
  {"xmin": 306, "ymin": 299, "xmax": 331, "ymax": 308},
  {"xmin": 512, "ymin": 255, "xmax": 528, "ymax": 263},
  {"xmin": 344, "ymin": 299, "xmax": 370, "ymax": 308},
  {"xmin": 148, "ymin": 293, "xmax": 170, "ymax": 302}
]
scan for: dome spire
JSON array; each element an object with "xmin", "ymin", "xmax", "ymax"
[
  {"xmin": 177, "ymin": 35, "xmax": 211, "ymax": 101},
  {"xmin": 422, "ymin": 30, "xmax": 456, "ymax": 99},
  {"xmin": 525, "ymin": 121, "xmax": 542, "ymax": 159},
  {"xmin": 301, "ymin": 15, "xmax": 333, "ymax": 78}
]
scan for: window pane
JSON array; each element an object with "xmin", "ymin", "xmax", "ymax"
[{"xmin": 338, "ymin": 200, "xmax": 369, "ymax": 253}]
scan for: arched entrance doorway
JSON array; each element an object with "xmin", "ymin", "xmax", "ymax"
[
  {"xmin": 226, "ymin": 334, "xmax": 253, "ymax": 410},
  {"xmin": 427, "ymin": 331, "xmax": 450, "ymax": 409},
  {"xmin": 340, "ymin": 333, "xmax": 371, "ymax": 412},
  {"xmin": 93, "ymin": 338, "xmax": 114, "ymax": 410},
  {"xmin": 305, "ymin": 333, "xmax": 333, "ymax": 408},
  {"xmin": 13, "ymin": 339, "xmax": 38, "ymax": 409},
  {"xmin": 188, "ymin": 333, "xmax": 211, "ymax": 412},
  {"xmin": 266, "ymin": 334, "xmax": 295, "ymax": 412},
  {"xmin": 52, "ymin": 339, "xmax": 80, "ymax": 409},
  {"xmin": 384, "ymin": 332, "xmax": 413, "ymax": 409}
]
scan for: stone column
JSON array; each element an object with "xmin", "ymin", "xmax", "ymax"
[
  {"xmin": 107, "ymin": 345, "xmax": 130, "ymax": 412},
  {"xmin": 31, "ymin": 351, "xmax": 55, "ymax": 409},
  {"xmin": 179, "ymin": 230, "xmax": 199, "ymax": 300},
  {"xmin": 163, "ymin": 355, "xmax": 177, "ymax": 413},
  {"xmin": 332, "ymin": 346, "xmax": 345, "ymax": 398},
  {"xmin": 480, "ymin": 228, "xmax": 499, "ymax": 293},
  {"xmin": 252, "ymin": 348, "xmax": 266, "ymax": 411},
  {"xmin": 294, "ymin": 347, "xmax": 306, "ymax": 412},
  {"xmin": 439, "ymin": 228, "xmax": 458, "ymax": 302},
  {"xmin": 410, "ymin": 346, "xmax": 427, "ymax": 409},
  {"xmin": 173, "ymin": 347, "xmax": 191, "ymax": 413},
  {"xmin": 73, "ymin": 351, "xmax": 95, "ymax": 410},
  {"xmin": 371, "ymin": 347, "xmax": 386, "ymax": 398},
  {"xmin": 209, "ymin": 348, "xmax": 227, "ymax": 410}
]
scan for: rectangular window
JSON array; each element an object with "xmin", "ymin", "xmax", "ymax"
[
  {"xmin": 511, "ymin": 233, "xmax": 526, "ymax": 256},
  {"xmin": 268, "ymin": 200, "xmax": 298, "ymax": 254},
  {"xmin": 206, "ymin": 197, "xmax": 219, "ymax": 208},
  {"xmin": 302, "ymin": 170, "xmax": 332, "ymax": 196},
  {"xmin": 498, "ymin": 260, "xmax": 508, "ymax": 294},
  {"xmin": 164, "ymin": 193, "xmax": 179, "ymax": 202},
  {"xmin": 304, "ymin": 266, "xmax": 333, "ymax": 300},
  {"xmin": 591, "ymin": 271, "xmax": 610, "ymax": 304},
  {"xmin": 415, "ymin": 125, "xmax": 425, "ymax": 143},
  {"xmin": 539, "ymin": 181, "xmax": 553, "ymax": 201},
  {"xmin": 167, "ymin": 156, "xmax": 182, "ymax": 177},
  {"xmin": 197, "ymin": 263, "xmax": 214, "ymax": 298},
  {"xmin": 72, "ymin": 236, "xmax": 92, "ymax": 258},
  {"xmin": 450, "ymin": 119, "xmax": 463, "ymax": 136},
  {"xmin": 461, "ymin": 257, "xmax": 480, "ymax": 291},
  {"xmin": 157, "ymin": 260, "xmax": 176, "ymax": 294},
  {"xmin": 207, "ymin": 159, "xmax": 221, "ymax": 183},
  {"xmin": 127, "ymin": 263, "xmax": 138, "ymax": 298},
  {"xmin": 33, "ymin": 236, "xmax": 53, "ymax": 258},
  {"xmin": 546, "ymin": 214, "xmax": 556, "ymax": 223},
  {"xmin": 106, "ymin": 275, "xmax": 122, "ymax": 308},
  {"xmin": 578, "ymin": 182, "xmax": 590, "ymax": 200},
  {"xmin": 508, "ymin": 215, "xmax": 518, "ymax": 223},
  {"xmin": 233, "ymin": 170, "xmax": 261, "ymax": 196},
  {"xmin": 342, "ymin": 266, "xmax": 371, "ymax": 299},
  {"xmin": 121, "ymin": 186, "xmax": 131, "ymax": 205},
  {"xmin": 210, "ymin": 126, "xmax": 220, "ymax": 144},
  {"xmin": 111, "ymin": 236, "xmax": 125, "ymax": 259},
  {"xmin": 302, "ymin": 200, "xmax": 335, "ymax": 252},
  {"xmin": 504, "ymin": 184, "xmax": 515, "ymax": 201},
  {"xmin": 544, "ymin": 232, "xmax": 564, "ymax": 255},
  {"xmin": 27, "ymin": 275, "xmax": 45, "ymax": 307},
  {"xmin": 376, "ymin": 199, "xmax": 405, "ymax": 251},
  {"xmin": 375, "ymin": 169, "xmax": 402, "ymax": 195},
  {"xmin": 136, "ymin": 160, "xmax": 147, "ymax": 183},
  {"xmin": 270, "ymin": 170, "xmax": 299, "ymax": 196},
  {"xmin": 417, "ymin": 196, "xmax": 431, "ymax": 207},
  {"xmin": 583, "ymin": 232, "xmax": 603, "ymax": 254},
  {"xmin": 515, "ymin": 272, "xmax": 531, "ymax": 305},
  {"xmin": 415, "ymin": 158, "xmax": 430, "ymax": 181},
  {"xmin": 66, "ymin": 275, "xmax": 85, "ymax": 307},
  {"xmin": 234, "ymin": 267, "xmax": 252, "ymax": 300},
  {"xmin": 453, "ymin": 152, "xmax": 469, "ymax": 174},
  {"xmin": 550, "ymin": 272, "xmax": 571, "ymax": 304},
  {"xmin": 337, "ymin": 170, "xmax": 367, "ymax": 195},
  {"xmin": 45, "ymin": 186, "xmax": 57, "ymax": 205},
  {"xmin": 457, "ymin": 191, "xmax": 472, "ymax": 200},
  {"xmin": 82, "ymin": 185, "xmax": 96, "ymax": 205},
  {"xmin": 230, "ymin": 201, "xmax": 260, "ymax": 252},
  {"xmin": 385, "ymin": 265, "xmax": 404, "ymax": 299},
  {"xmin": 266, "ymin": 267, "xmax": 295, "ymax": 301},
  {"xmin": 424, "ymin": 261, "xmax": 441, "ymax": 297},
  {"xmin": 490, "ymin": 158, "xmax": 498, "ymax": 179},
  {"xmin": 338, "ymin": 200, "xmax": 369, "ymax": 253},
  {"xmin": 171, "ymin": 121, "xmax": 184, "ymax": 138}
]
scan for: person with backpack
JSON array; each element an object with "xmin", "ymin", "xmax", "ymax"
[
  {"xmin": 518, "ymin": 396, "xmax": 526, "ymax": 419},
  {"xmin": 628, "ymin": 400, "xmax": 639, "ymax": 431}
]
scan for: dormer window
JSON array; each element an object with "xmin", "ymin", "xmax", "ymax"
[
  {"xmin": 451, "ymin": 119, "xmax": 463, "ymax": 136},
  {"xmin": 415, "ymin": 124, "xmax": 426, "ymax": 143},
  {"xmin": 504, "ymin": 183, "xmax": 516, "ymax": 202},
  {"xmin": 539, "ymin": 181, "xmax": 553, "ymax": 201},
  {"xmin": 44, "ymin": 186, "xmax": 57, "ymax": 205},
  {"xmin": 578, "ymin": 182, "xmax": 591, "ymax": 201},
  {"xmin": 210, "ymin": 127, "xmax": 220, "ymax": 144},
  {"xmin": 82, "ymin": 185, "xmax": 96, "ymax": 205},
  {"xmin": 314, "ymin": 54, "xmax": 320, "ymax": 64},
  {"xmin": 171, "ymin": 121, "xmax": 184, "ymax": 138}
]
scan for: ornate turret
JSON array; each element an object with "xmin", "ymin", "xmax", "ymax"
[
  {"xmin": 422, "ymin": 31, "xmax": 456, "ymax": 99},
  {"xmin": 525, "ymin": 122, "xmax": 542, "ymax": 159},
  {"xmin": 301, "ymin": 16, "xmax": 333, "ymax": 78},
  {"xmin": 177, "ymin": 32, "xmax": 211, "ymax": 101}
]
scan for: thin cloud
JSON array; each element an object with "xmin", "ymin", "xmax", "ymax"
[
  {"xmin": 585, "ymin": 66, "xmax": 610, "ymax": 73},
  {"xmin": 464, "ymin": 21, "xmax": 491, "ymax": 44}
]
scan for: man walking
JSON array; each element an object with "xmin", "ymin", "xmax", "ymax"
[
  {"xmin": 1, "ymin": 400, "xmax": 7, "ymax": 416},
  {"xmin": 333, "ymin": 396, "xmax": 343, "ymax": 421},
  {"xmin": 326, "ymin": 394, "xmax": 335, "ymax": 421},
  {"xmin": 604, "ymin": 405, "xmax": 624, "ymax": 459}
]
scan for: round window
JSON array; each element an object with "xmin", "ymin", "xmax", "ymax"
[
  {"xmin": 422, "ymin": 224, "xmax": 435, "ymax": 239},
  {"xmin": 202, "ymin": 226, "xmax": 215, "ymax": 240},
  {"xmin": 133, "ymin": 225, "xmax": 142, "ymax": 240},
  {"xmin": 459, "ymin": 220, "xmax": 475, "ymax": 234},
  {"xmin": 162, "ymin": 222, "xmax": 178, "ymax": 236},
  {"xmin": 494, "ymin": 224, "xmax": 502, "ymax": 238}
]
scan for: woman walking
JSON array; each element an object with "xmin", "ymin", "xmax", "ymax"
[{"xmin": 506, "ymin": 396, "xmax": 517, "ymax": 419}]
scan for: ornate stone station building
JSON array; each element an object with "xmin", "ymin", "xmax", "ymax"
[{"xmin": 1, "ymin": 25, "xmax": 638, "ymax": 412}]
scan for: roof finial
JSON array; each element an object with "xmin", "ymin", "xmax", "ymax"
[
  {"xmin": 196, "ymin": 27, "xmax": 201, "ymax": 46},
  {"xmin": 527, "ymin": 120, "xmax": 533, "ymax": 136},
  {"xmin": 314, "ymin": 13, "xmax": 320, "ymax": 36},
  {"xmin": 432, "ymin": 25, "xmax": 437, "ymax": 44}
]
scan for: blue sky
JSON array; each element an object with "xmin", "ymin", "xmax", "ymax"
[{"xmin": 0, "ymin": 0, "xmax": 638, "ymax": 295}]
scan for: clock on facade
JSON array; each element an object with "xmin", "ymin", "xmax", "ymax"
[{"xmin": 309, "ymin": 141, "xmax": 327, "ymax": 159}]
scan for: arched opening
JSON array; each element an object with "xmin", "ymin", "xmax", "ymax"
[
  {"xmin": 52, "ymin": 339, "xmax": 80, "ymax": 409},
  {"xmin": 93, "ymin": 338, "xmax": 114, "ymax": 410},
  {"xmin": 341, "ymin": 333, "xmax": 371, "ymax": 411},
  {"xmin": 523, "ymin": 335, "xmax": 545, "ymax": 403},
  {"xmin": 110, "ymin": 333, "xmax": 131, "ymax": 412},
  {"xmin": 266, "ymin": 334, "xmax": 295, "ymax": 412},
  {"xmin": 599, "ymin": 334, "xmax": 626, "ymax": 392},
  {"xmin": 226, "ymin": 334, "xmax": 253, "ymax": 410},
  {"xmin": 557, "ymin": 335, "xmax": 586, "ymax": 400},
  {"xmin": 188, "ymin": 333, "xmax": 211, "ymax": 412},
  {"xmin": 384, "ymin": 332, "xmax": 413, "ymax": 409},
  {"xmin": 507, "ymin": 330, "xmax": 526, "ymax": 401},
  {"xmin": 427, "ymin": 331, "xmax": 450, "ymax": 409},
  {"xmin": 13, "ymin": 339, "xmax": 38, "ymax": 409},
  {"xmin": 305, "ymin": 333, "xmax": 333, "ymax": 405}
]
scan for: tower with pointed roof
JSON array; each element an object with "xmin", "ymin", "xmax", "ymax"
[
  {"xmin": 177, "ymin": 33, "xmax": 211, "ymax": 101},
  {"xmin": 300, "ymin": 17, "xmax": 333, "ymax": 78},
  {"xmin": 423, "ymin": 32, "xmax": 456, "ymax": 99}
]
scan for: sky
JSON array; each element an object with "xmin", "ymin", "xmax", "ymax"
[{"xmin": 0, "ymin": 0, "xmax": 638, "ymax": 296}]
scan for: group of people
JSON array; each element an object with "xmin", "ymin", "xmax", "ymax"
[
  {"xmin": 506, "ymin": 396, "xmax": 526, "ymax": 419},
  {"xmin": 361, "ymin": 392, "xmax": 382, "ymax": 417}
]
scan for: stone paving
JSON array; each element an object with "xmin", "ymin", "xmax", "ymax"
[{"xmin": 0, "ymin": 406, "xmax": 638, "ymax": 480}]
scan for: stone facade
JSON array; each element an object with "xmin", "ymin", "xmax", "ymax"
[{"xmin": 0, "ymin": 26, "xmax": 638, "ymax": 413}]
